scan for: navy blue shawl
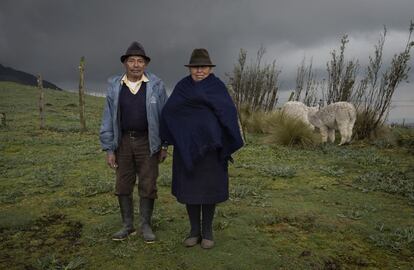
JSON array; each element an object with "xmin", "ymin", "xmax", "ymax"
[{"xmin": 160, "ymin": 74, "xmax": 243, "ymax": 171}]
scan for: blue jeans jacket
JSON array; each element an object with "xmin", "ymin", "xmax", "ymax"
[{"xmin": 99, "ymin": 71, "xmax": 167, "ymax": 156}]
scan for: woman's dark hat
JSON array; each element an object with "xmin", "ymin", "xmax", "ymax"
[
  {"xmin": 120, "ymin": 41, "xmax": 151, "ymax": 63},
  {"xmin": 185, "ymin": 48, "xmax": 216, "ymax": 67}
]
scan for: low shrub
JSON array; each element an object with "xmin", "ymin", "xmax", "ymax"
[{"xmin": 393, "ymin": 127, "xmax": 414, "ymax": 154}]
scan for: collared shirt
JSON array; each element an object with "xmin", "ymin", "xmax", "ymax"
[{"xmin": 121, "ymin": 74, "xmax": 149, "ymax": 95}]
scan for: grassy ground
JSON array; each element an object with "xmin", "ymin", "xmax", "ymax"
[{"xmin": 1, "ymin": 82, "xmax": 413, "ymax": 270}]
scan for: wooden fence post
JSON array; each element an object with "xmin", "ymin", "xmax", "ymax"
[
  {"xmin": 37, "ymin": 74, "xmax": 45, "ymax": 129},
  {"xmin": 78, "ymin": 56, "xmax": 86, "ymax": 132}
]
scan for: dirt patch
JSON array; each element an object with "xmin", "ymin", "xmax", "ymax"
[
  {"xmin": 258, "ymin": 213, "xmax": 318, "ymax": 233},
  {"xmin": 302, "ymin": 253, "xmax": 372, "ymax": 269},
  {"xmin": 0, "ymin": 213, "xmax": 83, "ymax": 269},
  {"xmin": 322, "ymin": 254, "xmax": 372, "ymax": 269},
  {"xmin": 323, "ymin": 257, "xmax": 341, "ymax": 270}
]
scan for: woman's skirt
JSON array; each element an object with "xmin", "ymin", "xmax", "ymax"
[{"xmin": 171, "ymin": 149, "xmax": 229, "ymax": 204}]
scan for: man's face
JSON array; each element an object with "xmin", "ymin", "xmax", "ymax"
[
  {"xmin": 189, "ymin": 66, "xmax": 212, "ymax": 82},
  {"xmin": 124, "ymin": 56, "xmax": 147, "ymax": 81}
]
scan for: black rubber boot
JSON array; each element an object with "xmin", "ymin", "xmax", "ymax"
[
  {"xmin": 139, "ymin": 197, "xmax": 156, "ymax": 243},
  {"xmin": 112, "ymin": 195, "xmax": 136, "ymax": 241}
]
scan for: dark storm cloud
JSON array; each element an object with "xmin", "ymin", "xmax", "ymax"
[{"xmin": 1, "ymin": 0, "xmax": 413, "ymax": 94}]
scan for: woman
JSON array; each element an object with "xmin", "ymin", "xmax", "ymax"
[{"xmin": 160, "ymin": 48, "xmax": 243, "ymax": 249}]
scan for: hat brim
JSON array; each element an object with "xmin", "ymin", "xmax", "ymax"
[
  {"xmin": 121, "ymin": 54, "xmax": 151, "ymax": 63},
  {"xmin": 184, "ymin": 64, "xmax": 216, "ymax": 67}
]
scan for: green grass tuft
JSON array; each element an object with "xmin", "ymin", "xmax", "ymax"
[{"xmin": 262, "ymin": 111, "xmax": 319, "ymax": 146}]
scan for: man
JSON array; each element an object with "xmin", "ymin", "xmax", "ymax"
[{"xmin": 100, "ymin": 41, "xmax": 168, "ymax": 242}]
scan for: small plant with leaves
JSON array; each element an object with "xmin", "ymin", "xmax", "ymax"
[
  {"xmin": 370, "ymin": 224, "xmax": 414, "ymax": 252},
  {"xmin": 79, "ymin": 180, "xmax": 113, "ymax": 197},
  {"xmin": 157, "ymin": 170, "xmax": 172, "ymax": 187},
  {"xmin": 52, "ymin": 198, "xmax": 78, "ymax": 208},
  {"xmin": 337, "ymin": 208, "xmax": 365, "ymax": 220},
  {"xmin": 318, "ymin": 165, "xmax": 345, "ymax": 177},
  {"xmin": 354, "ymin": 169, "xmax": 414, "ymax": 203},
  {"xmin": 230, "ymin": 184, "xmax": 259, "ymax": 200},
  {"xmin": 89, "ymin": 200, "xmax": 118, "ymax": 215},
  {"xmin": 33, "ymin": 166, "xmax": 65, "ymax": 188},
  {"xmin": 0, "ymin": 190, "xmax": 24, "ymax": 204},
  {"xmin": 33, "ymin": 254, "xmax": 87, "ymax": 270}
]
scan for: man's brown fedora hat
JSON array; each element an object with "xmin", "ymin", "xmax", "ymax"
[{"xmin": 120, "ymin": 41, "xmax": 151, "ymax": 63}]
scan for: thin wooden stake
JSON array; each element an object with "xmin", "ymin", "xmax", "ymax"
[
  {"xmin": 78, "ymin": 56, "xmax": 86, "ymax": 132},
  {"xmin": 37, "ymin": 74, "xmax": 45, "ymax": 129}
]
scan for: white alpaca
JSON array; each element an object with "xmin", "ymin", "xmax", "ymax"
[
  {"xmin": 308, "ymin": 102, "xmax": 356, "ymax": 145},
  {"xmin": 281, "ymin": 101, "xmax": 316, "ymax": 130}
]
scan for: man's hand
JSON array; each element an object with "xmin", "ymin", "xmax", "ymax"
[
  {"xmin": 159, "ymin": 149, "xmax": 168, "ymax": 163},
  {"xmin": 106, "ymin": 153, "xmax": 118, "ymax": 169}
]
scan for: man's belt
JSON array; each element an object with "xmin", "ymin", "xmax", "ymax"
[{"xmin": 123, "ymin": 130, "xmax": 148, "ymax": 138}]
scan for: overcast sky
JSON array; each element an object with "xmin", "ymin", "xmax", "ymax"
[{"xmin": 1, "ymin": 0, "xmax": 413, "ymax": 121}]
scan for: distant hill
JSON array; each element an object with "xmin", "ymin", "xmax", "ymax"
[{"xmin": 0, "ymin": 64, "xmax": 62, "ymax": 90}]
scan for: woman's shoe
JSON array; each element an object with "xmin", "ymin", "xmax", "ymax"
[
  {"xmin": 183, "ymin": 236, "xmax": 201, "ymax": 247},
  {"xmin": 200, "ymin": 239, "xmax": 214, "ymax": 249}
]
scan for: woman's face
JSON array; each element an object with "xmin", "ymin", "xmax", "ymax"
[{"xmin": 189, "ymin": 66, "xmax": 212, "ymax": 81}]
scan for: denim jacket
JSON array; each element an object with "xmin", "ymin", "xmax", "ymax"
[{"xmin": 99, "ymin": 71, "xmax": 167, "ymax": 156}]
